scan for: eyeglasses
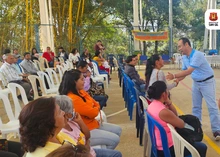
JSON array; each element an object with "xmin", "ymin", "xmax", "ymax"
[{"xmin": 62, "ymin": 140, "xmax": 79, "ymax": 157}]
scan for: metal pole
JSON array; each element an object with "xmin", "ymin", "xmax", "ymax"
[
  {"xmin": 169, "ymin": 0, "xmax": 173, "ymax": 58},
  {"xmin": 133, "ymin": 0, "xmax": 139, "ymax": 51}
]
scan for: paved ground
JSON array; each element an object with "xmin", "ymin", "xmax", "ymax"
[
  {"xmin": 1, "ymin": 65, "xmax": 220, "ymax": 157},
  {"xmin": 104, "ymin": 65, "xmax": 220, "ymax": 157}
]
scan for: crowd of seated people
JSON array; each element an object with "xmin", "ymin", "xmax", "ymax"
[{"xmin": 0, "ymin": 41, "xmax": 121, "ymax": 157}]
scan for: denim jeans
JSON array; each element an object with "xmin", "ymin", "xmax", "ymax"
[
  {"xmin": 90, "ymin": 122, "xmax": 122, "ymax": 149},
  {"xmin": 192, "ymin": 78, "xmax": 220, "ymax": 132},
  {"xmin": 93, "ymin": 95, "xmax": 108, "ymax": 109},
  {"xmin": 94, "ymin": 148, "xmax": 122, "ymax": 157}
]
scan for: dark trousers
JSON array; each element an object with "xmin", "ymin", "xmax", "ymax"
[
  {"xmin": 10, "ymin": 80, "xmax": 32, "ymax": 99},
  {"xmin": 157, "ymin": 142, "xmax": 207, "ymax": 157},
  {"xmin": 93, "ymin": 95, "xmax": 108, "ymax": 109},
  {"xmin": 0, "ymin": 141, "xmax": 24, "ymax": 157}
]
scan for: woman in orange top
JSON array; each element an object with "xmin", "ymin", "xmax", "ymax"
[{"xmin": 58, "ymin": 69, "xmax": 122, "ymax": 149}]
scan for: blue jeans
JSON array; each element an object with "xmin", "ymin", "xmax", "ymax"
[
  {"xmin": 93, "ymin": 95, "xmax": 108, "ymax": 109},
  {"xmin": 94, "ymin": 148, "xmax": 122, "ymax": 157},
  {"xmin": 90, "ymin": 122, "xmax": 122, "ymax": 149},
  {"xmin": 192, "ymin": 78, "xmax": 220, "ymax": 132}
]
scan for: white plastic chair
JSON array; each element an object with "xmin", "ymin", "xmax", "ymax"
[
  {"xmin": 59, "ymin": 57, "xmax": 65, "ymax": 64},
  {"xmin": 91, "ymin": 62, "xmax": 108, "ymax": 88},
  {"xmin": 0, "ymin": 92, "xmax": 20, "ymax": 139},
  {"xmin": 167, "ymin": 124, "xmax": 200, "ymax": 157},
  {"xmin": 66, "ymin": 60, "xmax": 74, "ymax": 69},
  {"xmin": 61, "ymin": 62, "xmax": 69, "ymax": 71},
  {"xmin": 45, "ymin": 68, "xmax": 60, "ymax": 87},
  {"xmin": 7, "ymin": 83, "xmax": 29, "ymax": 118},
  {"xmin": 56, "ymin": 65, "xmax": 65, "ymax": 80},
  {"xmin": 139, "ymin": 96, "xmax": 151, "ymax": 157},
  {"xmin": 173, "ymin": 53, "xmax": 182, "ymax": 69},
  {"xmin": 0, "ymin": 72, "xmax": 11, "ymax": 97},
  {"xmin": 33, "ymin": 59, "xmax": 44, "ymax": 71},
  {"xmin": 39, "ymin": 57, "xmax": 50, "ymax": 69},
  {"xmin": 28, "ymin": 75, "xmax": 57, "ymax": 99},
  {"xmin": 37, "ymin": 71, "xmax": 58, "ymax": 94}
]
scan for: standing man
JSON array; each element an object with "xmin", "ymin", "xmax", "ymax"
[{"xmin": 166, "ymin": 37, "xmax": 220, "ymax": 140}]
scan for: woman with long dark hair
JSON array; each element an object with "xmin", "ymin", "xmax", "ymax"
[
  {"xmin": 58, "ymin": 69, "xmax": 122, "ymax": 150},
  {"xmin": 147, "ymin": 81, "xmax": 207, "ymax": 157},
  {"xmin": 145, "ymin": 54, "xmax": 178, "ymax": 90}
]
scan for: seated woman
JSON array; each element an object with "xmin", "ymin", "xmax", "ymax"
[
  {"xmin": 55, "ymin": 95, "xmax": 122, "ymax": 157},
  {"xmin": 145, "ymin": 54, "xmax": 178, "ymax": 90},
  {"xmin": 147, "ymin": 81, "xmax": 207, "ymax": 157},
  {"xmin": 58, "ymin": 69, "xmax": 122, "ymax": 149},
  {"xmin": 46, "ymin": 144, "xmax": 90, "ymax": 157},
  {"xmin": 77, "ymin": 61, "xmax": 108, "ymax": 109},
  {"xmin": 69, "ymin": 48, "xmax": 80, "ymax": 67},
  {"xmin": 93, "ymin": 50, "xmax": 110, "ymax": 74},
  {"xmin": 19, "ymin": 97, "xmax": 78, "ymax": 157},
  {"xmin": 31, "ymin": 48, "xmax": 39, "ymax": 61}
]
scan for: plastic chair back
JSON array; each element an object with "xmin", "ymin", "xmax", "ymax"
[
  {"xmin": 28, "ymin": 75, "xmax": 46, "ymax": 99},
  {"xmin": 167, "ymin": 124, "xmax": 200, "ymax": 157},
  {"xmin": 146, "ymin": 111, "xmax": 171, "ymax": 157},
  {"xmin": 134, "ymin": 87, "xmax": 145, "ymax": 145},
  {"xmin": 0, "ymin": 92, "xmax": 19, "ymax": 138},
  {"xmin": 7, "ymin": 83, "xmax": 29, "ymax": 118},
  {"xmin": 139, "ymin": 96, "xmax": 148, "ymax": 110},
  {"xmin": 56, "ymin": 65, "xmax": 64, "ymax": 80},
  {"xmin": 45, "ymin": 68, "xmax": 60, "ymax": 86}
]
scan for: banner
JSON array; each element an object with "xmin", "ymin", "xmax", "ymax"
[{"xmin": 132, "ymin": 30, "xmax": 169, "ymax": 41}]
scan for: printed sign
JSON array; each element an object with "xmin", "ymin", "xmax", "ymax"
[
  {"xmin": 132, "ymin": 30, "xmax": 168, "ymax": 41},
  {"xmin": 205, "ymin": 9, "xmax": 220, "ymax": 30}
]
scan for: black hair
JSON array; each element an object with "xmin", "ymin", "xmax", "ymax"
[
  {"xmin": 145, "ymin": 54, "xmax": 160, "ymax": 86},
  {"xmin": 77, "ymin": 61, "xmax": 88, "ymax": 69},
  {"xmin": 4, "ymin": 48, "xmax": 11, "ymax": 54},
  {"xmin": 97, "ymin": 40, "xmax": 101, "ymax": 42},
  {"xmin": 147, "ymin": 81, "xmax": 167, "ymax": 100},
  {"xmin": 23, "ymin": 52, "xmax": 30, "ymax": 57},
  {"xmin": 58, "ymin": 69, "xmax": 86, "ymax": 102},
  {"xmin": 71, "ymin": 48, "xmax": 78, "ymax": 55},
  {"xmin": 125, "ymin": 55, "xmax": 136, "ymax": 63},
  {"xmin": 58, "ymin": 46, "xmax": 63, "ymax": 49},
  {"xmin": 31, "ymin": 48, "xmax": 38, "ymax": 55},
  {"xmin": 179, "ymin": 37, "xmax": 191, "ymax": 47}
]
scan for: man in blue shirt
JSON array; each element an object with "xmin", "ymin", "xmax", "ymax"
[{"xmin": 166, "ymin": 37, "xmax": 220, "ymax": 141}]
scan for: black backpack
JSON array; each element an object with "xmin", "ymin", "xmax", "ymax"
[{"xmin": 175, "ymin": 114, "xmax": 203, "ymax": 144}]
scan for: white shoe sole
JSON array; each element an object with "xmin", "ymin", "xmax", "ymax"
[{"xmin": 215, "ymin": 135, "xmax": 220, "ymax": 141}]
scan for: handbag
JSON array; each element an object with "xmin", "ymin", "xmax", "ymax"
[{"xmin": 0, "ymin": 139, "xmax": 8, "ymax": 151}]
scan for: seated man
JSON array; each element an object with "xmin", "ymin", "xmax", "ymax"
[
  {"xmin": 77, "ymin": 61, "xmax": 108, "ymax": 109},
  {"xmin": 20, "ymin": 52, "xmax": 49, "ymax": 91},
  {"xmin": 0, "ymin": 53, "xmax": 33, "ymax": 101},
  {"xmin": 20, "ymin": 52, "xmax": 39, "ymax": 75},
  {"xmin": 42, "ymin": 46, "xmax": 55, "ymax": 67},
  {"xmin": 124, "ymin": 55, "xmax": 145, "ymax": 92}
]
